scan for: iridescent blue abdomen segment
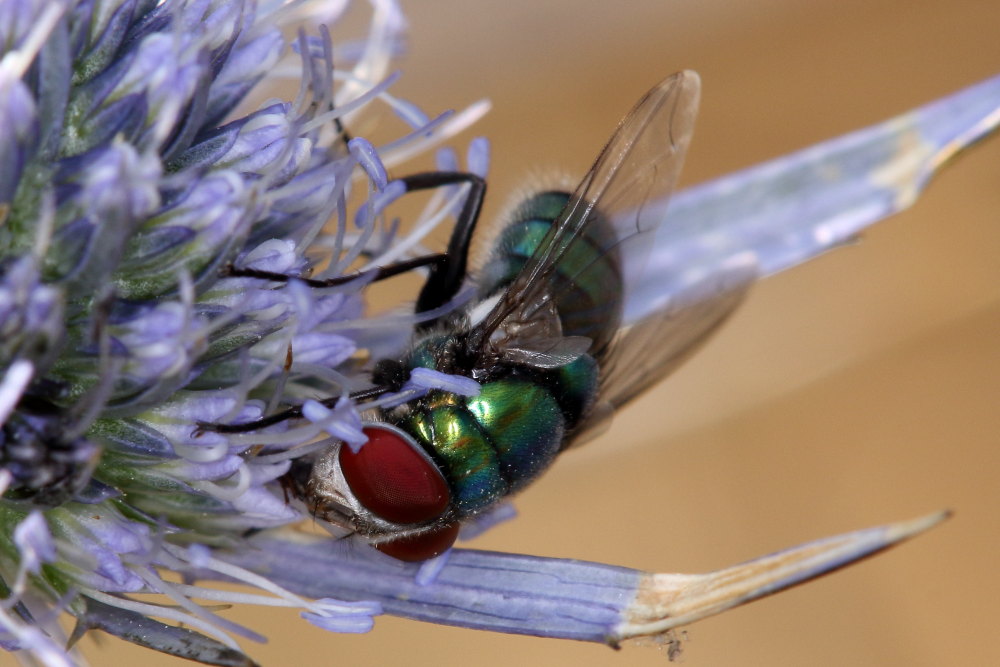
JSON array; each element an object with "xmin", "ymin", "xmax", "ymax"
[{"xmin": 478, "ymin": 191, "xmax": 624, "ymax": 358}]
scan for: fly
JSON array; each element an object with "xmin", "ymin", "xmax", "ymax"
[{"xmin": 208, "ymin": 71, "xmax": 755, "ymax": 560}]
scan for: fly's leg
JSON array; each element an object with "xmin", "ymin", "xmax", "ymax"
[
  {"xmin": 223, "ymin": 171, "xmax": 486, "ymax": 323},
  {"xmin": 202, "ymin": 172, "xmax": 485, "ymax": 434},
  {"xmin": 397, "ymin": 172, "xmax": 486, "ymax": 318},
  {"xmin": 222, "ymin": 253, "xmax": 449, "ymax": 288},
  {"xmin": 196, "ymin": 383, "xmax": 394, "ymax": 434}
]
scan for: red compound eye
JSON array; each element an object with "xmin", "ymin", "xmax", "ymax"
[
  {"xmin": 374, "ymin": 522, "xmax": 461, "ymax": 562},
  {"xmin": 339, "ymin": 425, "xmax": 450, "ymax": 525}
]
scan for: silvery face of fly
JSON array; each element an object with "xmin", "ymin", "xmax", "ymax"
[{"xmin": 220, "ymin": 71, "xmax": 756, "ymax": 561}]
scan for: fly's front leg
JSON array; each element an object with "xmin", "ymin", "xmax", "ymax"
[
  {"xmin": 222, "ymin": 253, "xmax": 449, "ymax": 288},
  {"xmin": 398, "ymin": 172, "xmax": 486, "ymax": 319},
  {"xmin": 223, "ymin": 170, "xmax": 485, "ymax": 324}
]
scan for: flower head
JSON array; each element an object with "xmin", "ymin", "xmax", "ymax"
[
  {"xmin": 0, "ymin": 1, "xmax": 997, "ymax": 666},
  {"xmin": 0, "ymin": 0, "xmax": 486, "ymax": 661}
]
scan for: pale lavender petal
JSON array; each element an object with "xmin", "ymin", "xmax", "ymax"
[
  {"xmin": 229, "ymin": 486, "xmax": 298, "ymax": 524},
  {"xmin": 0, "ymin": 359, "xmax": 34, "ymax": 424},
  {"xmin": 301, "ymin": 612, "xmax": 375, "ymax": 634},
  {"xmin": 353, "ymin": 178, "xmax": 406, "ymax": 226},
  {"xmin": 414, "ymin": 550, "xmax": 451, "ymax": 587},
  {"xmin": 435, "ymin": 145, "xmax": 458, "ymax": 172},
  {"xmin": 13, "ymin": 510, "xmax": 56, "ymax": 573},
  {"xmin": 390, "ymin": 96, "xmax": 430, "ymax": 130},
  {"xmin": 244, "ymin": 460, "xmax": 290, "ymax": 486},
  {"xmin": 64, "ymin": 541, "xmax": 144, "ymax": 592},
  {"xmin": 405, "ymin": 367, "xmax": 480, "ymax": 396},
  {"xmin": 467, "ymin": 136, "xmax": 490, "ymax": 178},
  {"xmin": 348, "ymin": 137, "xmax": 388, "ymax": 189},
  {"xmin": 300, "ymin": 598, "xmax": 383, "ymax": 634},
  {"xmin": 301, "ymin": 399, "xmax": 366, "ymax": 448},
  {"xmin": 240, "ymin": 239, "xmax": 303, "ymax": 273},
  {"xmin": 215, "ymin": 106, "xmax": 293, "ymax": 170},
  {"xmin": 113, "ymin": 301, "xmax": 200, "ymax": 381},
  {"xmin": 0, "ymin": 72, "xmax": 38, "ymax": 203},
  {"xmin": 315, "ymin": 598, "xmax": 383, "ymax": 616},
  {"xmin": 186, "ymin": 543, "xmax": 212, "ymax": 569},
  {"xmin": 288, "ymin": 332, "xmax": 356, "ymax": 366},
  {"xmin": 0, "ymin": 258, "xmax": 64, "ymax": 369},
  {"xmin": 150, "ymin": 392, "xmax": 245, "ymax": 433},
  {"xmin": 74, "ymin": 513, "xmax": 150, "ymax": 556},
  {"xmin": 170, "ymin": 455, "xmax": 243, "ymax": 482}
]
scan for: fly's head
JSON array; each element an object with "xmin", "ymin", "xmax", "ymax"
[{"xmin": 290, "ymin": 422, "xmax": 460, "ymax": 561}]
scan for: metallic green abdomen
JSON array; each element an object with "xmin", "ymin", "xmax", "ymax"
[
  {"xmin": 478, "ymin": 191, "xmax": 624, "ymax": 358},
  {"xmin": 403, "ymin": 379, "xmax": 565, "ymax": 513}
]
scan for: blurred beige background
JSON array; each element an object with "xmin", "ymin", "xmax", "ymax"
[{"xmin": 92, "ymin": 1, "xmax": 999, "ymax": 665}]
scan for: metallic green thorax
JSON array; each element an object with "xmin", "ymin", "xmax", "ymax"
[{"xmin": 397, "ymin": 191, "xmax": 620, "ymax": 514}]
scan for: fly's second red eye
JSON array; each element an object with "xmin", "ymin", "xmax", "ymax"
[
  {"xmin": 374, "ymin": 522, "xmax": 461, "ymax": 562},
  {"xmin": 339, "ymin": 425, "xmax": 450, "ymax": 525}
]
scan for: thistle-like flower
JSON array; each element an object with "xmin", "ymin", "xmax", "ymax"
[{"xmin": 1, "ymin": 1, "xmax": 998, "ymax": 666}]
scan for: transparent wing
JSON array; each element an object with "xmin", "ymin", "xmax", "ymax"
[
  {"xmin": 597, "ymin": 258, "xmax": 756, "ymax": 412},
  {"xmin": 469, "ymin": 71, "xmax": 757, "ymax": 442},
  {"xmin": 470, "ymin": 71, "xmax": 701, "ymax": 354},
  {"xmin": 565, "ymin": 256, "xmax": 756, "ymax": 449}
]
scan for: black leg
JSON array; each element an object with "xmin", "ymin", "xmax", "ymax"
[
  {"xmin": 202, "ymin": 172, "xmax": 486, "ymax": 435},
  {"xmin": 334, "ymin": 116, "xmax": 352, "ymax": 146},
  {"xmin": 223, "ymin": 253, "xmax": 449, "ymax": 289},
  {"xmin": 223, "ymin": 171, "xmax": 485, "ymax": 308},
  {"xmin": 399, "ymin": 172, "xmax": 486, "ymax": 316}
]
